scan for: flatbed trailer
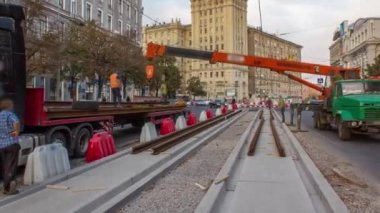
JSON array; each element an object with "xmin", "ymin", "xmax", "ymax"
[{"xmin": 21, "ymin": 88, "xmax": 187, "ymax": 160}]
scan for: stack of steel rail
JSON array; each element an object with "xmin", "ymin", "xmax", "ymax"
[{"xmin": 45, "ymin": 103, "xmax": 187, "ymax": 119}]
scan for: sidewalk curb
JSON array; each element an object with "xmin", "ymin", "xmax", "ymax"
[
  {"xmin": 272, "ymin": 110, "xmax": 348, "ymax": 213},
  {"xmin": 195, "ymin": 110, "xmax": 262, "ymax": 213}
]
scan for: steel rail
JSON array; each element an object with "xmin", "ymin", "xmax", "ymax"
[
  {"xmin": 132, "ymin": 110, "xmax": 242, "ymax": 154},
  {"xmin": 270, "ymin": 110, "xmax": 286, "ymax": 157},
  {"xmin": 46, "ymin": 105, "xmax": 187, "ymax": 119},
  {"xmin": 247, "ymin": 110, "xmax": 264, "ymax": 156}
]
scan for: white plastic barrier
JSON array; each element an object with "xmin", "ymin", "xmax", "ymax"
[
  {"xmin": 227, "ymin": 104, "xmax": 233, "ymax": 111},
  {"xmin": 24, "ymin": 143, "xmax": 70, "ymax": 185},
  {"xmin": 215, "ymin": 108, "xmax": 222, "ymax": 116},
  {"xmin": 199, "ymin": 111, "xmax": 208, "ymax": 122},
  {"xmin": 140, "ymin": 122, "xmax": 158, "ymax": 143},
  {"xmin": 175, "ymin": 115, "xmax": 187, "ymax": 131}
]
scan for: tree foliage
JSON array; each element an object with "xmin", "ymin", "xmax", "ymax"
[
  {"xmin": 149, "ymin": 56, "xmax": 181, "ymax": 97},
  {"xmin": 186, "ymin": 77, "xmax": 206, "ymax": 98},
  {"xmin": 366, "ymin": 55, "xmax": 380, "ymax": 77},
  {"xmin": 23, "ymin": 0, "xmax": 146, "ymax": 88},
  {"xmin": 24, "ymin": 0, "xmax": 63, "ymax": 75}
]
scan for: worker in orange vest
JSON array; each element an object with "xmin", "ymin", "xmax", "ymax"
[{"xmin": 110, "ymin": 72, "xmax": 122, "ymax": 107}]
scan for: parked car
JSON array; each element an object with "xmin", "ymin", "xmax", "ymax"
[
  {"xmin": 195, "ymin": 100, "xmax": 208, "ymax": 106},
  {"xmin": 209, "ymin": 100, "xmax": 223, "ymax": 108}
]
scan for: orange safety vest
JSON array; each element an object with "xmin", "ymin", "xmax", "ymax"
[{"xmin": 110, "ymin": 73, "xmax": 121, "ymax": 89}]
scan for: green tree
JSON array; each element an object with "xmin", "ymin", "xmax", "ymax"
[
  {"xmin": 111, "ymin": 34, "xmax": 147, "ymax": 90},
  {"xmin": 366, "ymin": 55, "xmax": 380, "ymax": 77},
  {"xmin": 149, "ymin": 56, "xmax": 181, "ymax": 97},
  {"xmin": 24, "ymin": 0, "xmax": 63, "ymax": 75},
  {"xmin": 187, "ymin": 77, "xmax": 206, "ymax": 99}
]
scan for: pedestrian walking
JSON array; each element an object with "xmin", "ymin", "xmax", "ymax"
[
  {"xmin": 278, "ymin": 96, "xmax": 286, "ymax": 123},
  {"xmin": 110, "ymin": 72, "xmax": 122, "ymax": 107},
  {"xmin": 0, "ymin": 97, "xmax": 21, "ymax": 195}
]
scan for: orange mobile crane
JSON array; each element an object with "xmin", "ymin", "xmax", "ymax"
[{"xmin": 145, "ymin": 42, "xmax": 380, "ymax": 140}]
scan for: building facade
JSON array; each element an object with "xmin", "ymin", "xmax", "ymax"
[
  {"xmin": 330, "ymin": 18, "xmax": 380, "ymax": 76},
  {"xmin": 3, "ymin": 0, "xmax": 143, "ymax": 101},
  {"xmin": 142, "ymin": 19, "xmax": 192, "ymax": 94},
  {"xmin": 247, "ymin": 27, "xmax": 302, "ymax": 99},
  {"xmin": 143, "ymin": 0, "xmax": 250, "ymax": 100},
  {"xmin": 4, "ymin": 0, "xmax": 143, "ymax": 42},
  {"xmin": 143, "ymin": 0, "xmax": 302, "ymax": 100},
  {"xmin": 190, "ymin": 0, "xmax": 248, "ymax": 100}
]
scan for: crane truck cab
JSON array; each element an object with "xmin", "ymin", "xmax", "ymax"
[{"xmin": 320, "ymin": 79, "xmax": 380, "ymax": 140}]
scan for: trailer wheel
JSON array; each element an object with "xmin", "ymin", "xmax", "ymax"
[
  {"xmin": 51, "ymin": 132, "xmax": 68, "ymax": 148},
  {"xmin": 338, "ymin": 120, "xmax": 351, "ymax": 140},
  {"xmin": 74, "ymin": 128, "xmax": 91, "ymax": 157}
]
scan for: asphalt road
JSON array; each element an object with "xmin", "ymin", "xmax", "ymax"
[{"xmin": 289, "ymin": 110, "xmax": 380, "ymax": 184}]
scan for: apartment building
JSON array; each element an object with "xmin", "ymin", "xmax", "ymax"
[
  {"xmin": 248, "ymin": 27, "xmax": 303, "ymax": 99},
  {"xmin": 330, "ymin": 18, "xmax": 380, "ymax": 76},
  {"xmin": 4, "ymin": 0, "xmax": 143, "ymax": 42}
]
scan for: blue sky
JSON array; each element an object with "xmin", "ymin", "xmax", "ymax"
[{"xmin": 143, "ymin": 0, "xmax": 379, "ymax": 64}]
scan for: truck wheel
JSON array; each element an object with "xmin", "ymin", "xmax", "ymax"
[
  {"xmin": 51, "ymin": 132, "xmax": 67, "ymax": 148},
  {"xmin": 74, "ymin": 128, "xmax": 91, "ymax": 157},
  {"xmin": 338, "ymin": 120, "xmax": 351, "ymax": 140}
]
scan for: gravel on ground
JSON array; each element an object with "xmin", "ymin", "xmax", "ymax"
[
  {"xmin": 293, "ymin": 129, "xmax": 380, "ymax": 213},
  {"xmin": 119, "ymin": 112, "xmax": 256, "ymax": 213}
]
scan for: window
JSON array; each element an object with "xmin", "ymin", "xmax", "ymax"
[
  {"xmin": 97, "ymin": 9, "xmax": 103, "ymax": 25},
  {"xmin": 210, "ymin": 45, "xmax": 213, "ymax": 50},
  {"xmin": 37, "ymin": 15, "xmax": 48, "ymax": 37},
  {"xmin": 118, "ymin": 0, "xmax": 123, "ymax": 14},
  {"xmin": 107, "ymin": 15, "xmax": 113, "ymax": 30},
  {"xmin": 221, "ymin": 71, "xmax": 224, "ymax": 77},
  {"xmin": 127, "ymin": 3, "xmax": 131, "ymax": 19},
  {"xmin": 126, "ymin": 24, "xmax": 130, "ymax": 34},
  {"xmin": 221, "ymin": 43, "xmax": 224, "ymax": 50},
  {"xmin": 85, "ymin": 2, "xmax": 92, "ymax": 21},
  {"xmin": 210, "ymin": 72, "xmax": 213, "ymax": 78},
  {"xmin": 71, "ymin": 0, "xmax": 77, "ymax": 14},
  {"xmin": 118, "ymin": 20, "xmax": 123, "ymax": 34},
  {"xmin": 205, "ymin": 72, "xmax": 207, "ymax": 78},
  {"xmin": 216, "ymin": 72, "xmax": 219, "ymax": 77},
  {"xmin": 108, "ymin": 0, "xmax": 113, "ymax": 9},
  {"xmin": 59, "ymin": 0, "xmax": 64, "ymax": 8},
  {"xmin": 135, "ymin": 9, "xmax": 138, "ymax": 23}
]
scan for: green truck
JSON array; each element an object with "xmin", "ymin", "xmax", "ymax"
[{"xmin": 313, "ymin": 79, "xmax": 380, "ymax": 140}]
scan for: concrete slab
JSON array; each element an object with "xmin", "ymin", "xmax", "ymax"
[
  {"xmin": 0, "ymin": 153, "xmax": 168, "ymax": 213},
  {"xmin": 226, "ymin": 157, "xmax": 316, "ymax": 213}
]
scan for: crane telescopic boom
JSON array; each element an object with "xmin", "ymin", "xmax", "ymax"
[{"xmin": 145, "ymin": 42, "xmax": 361, "ymax": 97}]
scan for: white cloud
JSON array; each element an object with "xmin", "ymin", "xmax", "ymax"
[{"xmin": 143, "ymin": 0, "xmax": 380, "ymax": 65}]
